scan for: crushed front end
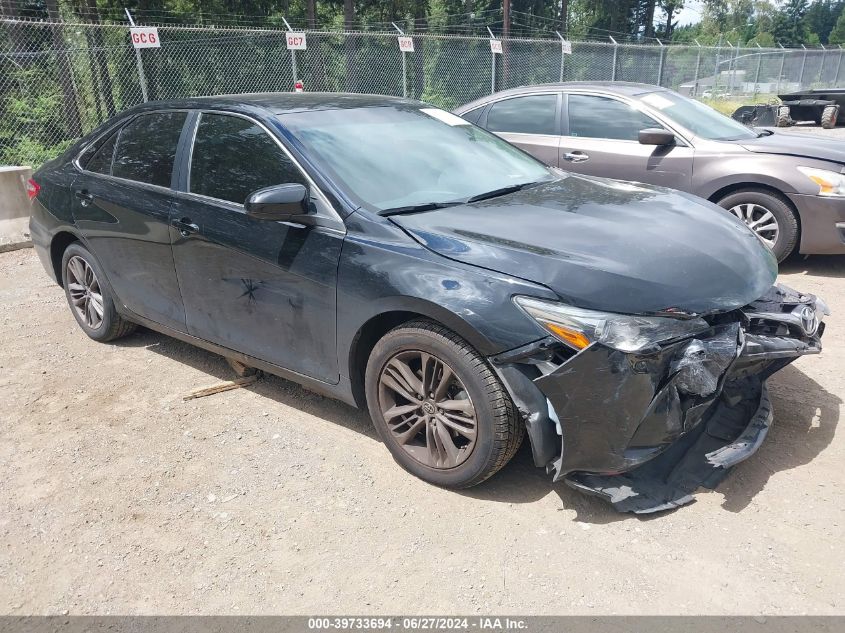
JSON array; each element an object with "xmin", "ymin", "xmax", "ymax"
[{"xmin": 493, "ymin": 284, "xmax": 827, "ymax": 514}]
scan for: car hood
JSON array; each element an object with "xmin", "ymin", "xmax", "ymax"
[
  {"xmin": 389, "ymin": 175, "xmax": 778, "ymax": 315},
  {"xmin": 738, "ymin": 131, "xmax": 845, "ymax": 164}
]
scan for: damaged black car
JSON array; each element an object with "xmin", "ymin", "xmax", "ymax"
[{"xmin": 29, "ymin": 93, "xmax": 827, "ymax": 513}]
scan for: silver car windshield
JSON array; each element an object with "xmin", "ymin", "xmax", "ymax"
[
  {"xmin": 638, "ymin": 91, "xmax": 758, "ymax": 141},
  {"xmin": 281, "ymin": 105, "xmax": 553, "ymax": 213}
]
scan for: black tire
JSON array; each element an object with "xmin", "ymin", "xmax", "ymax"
[
  {"xmin": 821, "ymin": 105, "xmax": 839, "ymax": 129},
  {"xmin": 61, "ymin": 242, "xmax": 136, "ymax": 342},
  {"xmin": 365, "ymin": 319, "xmax": 523, "ymax": 488},
  {"xmin": 775, "ymin": 106, "xmax": 792, "ymax": 127},
  {"xmin": 716, "ymin": 189, "xmax": 799, "ymax": 263}
]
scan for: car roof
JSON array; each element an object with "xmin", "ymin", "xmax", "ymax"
[
  {"xmin": 454, "ymin": 81, "xmax": 665, "ymax": 112},
  {"xmin": 124, "ymin": 92, "xmax": 421, "ymax": 116}
]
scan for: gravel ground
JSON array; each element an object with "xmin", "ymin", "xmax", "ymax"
[
  {"xmin": 777, "ymin": 122, "xmax": 845, "ymax": 139},
  {"xmin": 1, "ymin": 244, "xmax": 843, "ymax": 616}
]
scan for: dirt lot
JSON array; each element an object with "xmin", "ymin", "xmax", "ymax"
[{"xmin": 1, "ymin": 246, "xmax": 843, "ymax": 616}]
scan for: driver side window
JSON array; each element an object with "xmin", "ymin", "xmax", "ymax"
[
  {"xmin": 567, "ymin": 94, "xmax": 662, "ymax": 141},
  {"xmin": 189, "ymin": 113, "xmax": 305, "ymax": 205}
]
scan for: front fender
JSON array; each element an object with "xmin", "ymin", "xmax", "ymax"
[{"xmin": 336, "ymin": 213, "xmax": 556, "ymax": 380}]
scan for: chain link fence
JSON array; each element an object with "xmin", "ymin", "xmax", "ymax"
[{"xmin": 2, "ymin": 17, "xmax": 844, "ymax": 167}]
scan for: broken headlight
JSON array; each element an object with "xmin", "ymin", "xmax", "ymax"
[{"xmin": 513, "ymin": 296, "xmax": 710, "ymax": 353}]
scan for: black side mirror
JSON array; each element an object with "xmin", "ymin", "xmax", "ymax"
[
  {"xmin": 244, "ymin": 183, "xmax": 308, "ymax": 221},
  {"xmin": 638, "ymin": 128, "xmax": 675, "ymax": 146}
]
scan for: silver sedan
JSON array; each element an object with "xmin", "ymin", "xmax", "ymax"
[{"xmin": 455, "ymin": 82, "xmax": 845, "ymax": 262}]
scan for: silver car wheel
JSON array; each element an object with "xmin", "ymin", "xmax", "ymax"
[
  {"xmin": 67, "ymin": 255, "xmax": 104, "ymax": 330},
  {"xmin": 729, "ymin": 203, "xmax": 780, "ymax": 248}
]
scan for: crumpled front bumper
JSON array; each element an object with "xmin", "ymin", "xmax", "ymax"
[{"xmin": 492, "ymin": 284, "xmax": 826, "ymax": 513}]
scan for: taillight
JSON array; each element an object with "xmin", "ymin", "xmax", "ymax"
[{"xmin": 26, "ymin": 178, "xmax": 40, "ymax": 200}]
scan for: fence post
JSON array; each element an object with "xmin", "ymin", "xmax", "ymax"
[
  {"xmin": 392, "ymin": 22, "xmax": 407, "ymax": 98},
  {"xmin": 693, "ymin": 39, "xmax": 702, "ymax": 96},
  {"xmin": 714, "ymin": 38, "xmax": 722, "ymax": 93},
  {"xmin": 753, "ymin": 42, "xmax": 762, "ymax": 96},
  {"xmin": 656, "ymin": 38, "xmax": 665, "ymax": 87},
  {"xmin": 282, "ymin": 17, "xmax": 298, "ymax": 87},
  {"xmin": 725, "ymin": 41, "xmax": 735, "ymax": 93},
  {"xmin": 817, "ymin": 44, "xmax": 826, "ymax": 85},
  {"xmin": 776, "ymin": 44, "xmax": 786, "ymax": 93},
  {"xmin": 799, "ymin": 44, "xmax": 807, "ymax": 89},
  {"xmin": 732, "ymin": 43, "xmax": 741, "ymax": 93},
  {"xmin": 835, "ymin": 46, "xmax": 843, "ymax": 88},
  {"xmin": 609, "ymin": 36, "xmax": 618, "ymax": 81},
  {"xmin": 124, "ymin": 9, "xmax": 148, "ymax": 102},
  {"xmin": 487, "ymin": 26, "xmax": 497, "ymax": 94},
  {"xmin": 556, "ymin": 30, "xmax": 565, "ymax": 82}
]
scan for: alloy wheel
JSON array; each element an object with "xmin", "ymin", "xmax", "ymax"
[
  {"xmin": 729, "ymin": 202, "xmax": 780, "ymax": 248},
  {"xmin": 377, "ymin": 350, "xmax": 477, "ymax": 469},
  {"xmin": 67, "ymin": 255, "xmax": 104, "ymax": 329}
]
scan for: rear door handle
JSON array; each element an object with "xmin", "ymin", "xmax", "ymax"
[
  {"xmin": 171, "ymin": 217, "xmax": 199, "ymax": 237},
  {"xmin": 74, "ymin": 189, "xmax": 94, "ymax": 207},
  {"xmin": 563, "ymin": 151, "xmax": 590, "ymax": 163}
]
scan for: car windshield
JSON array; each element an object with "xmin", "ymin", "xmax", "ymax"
[
  {"xmin": 637, "ymin": 90, "xmax": 758, "ymax": 141},
  {"xmin": 280, "ymin": 105, "xmax": 553, "ymax": 213}
]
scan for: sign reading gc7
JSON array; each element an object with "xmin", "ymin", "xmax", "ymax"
[{"xmin": 286, "ymin": 32, "xmax": 307, "ymax": 50}]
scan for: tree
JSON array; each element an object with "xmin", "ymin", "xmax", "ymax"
[
  {"xmin": 658, "ymin": 1, "xmax": 684, "ymax": 39},
  {"xmin": 773, "ymin": 0, "xmax": 810, "ymax": 46},
  {"xmin": 45, "ymin": 0, "xmax": 82, "ymax": 137},
  {"xmin": 805, "ymin": 0, "xmax": 844, "ymax": 44},
  {"xmin": 830, "ymin": 7, "xmax": 845, "ymax": 43}
]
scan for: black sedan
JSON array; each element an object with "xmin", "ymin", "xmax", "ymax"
[{"xmin": 29, "ymin": 93, "xmax": 827, "ymax": 513}]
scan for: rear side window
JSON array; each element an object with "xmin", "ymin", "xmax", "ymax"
[
  {"xmin": 83, "ymin": 130, "xmax": 118, "ymax": 175},
  {"xmin": 486, "ymin": 94, "xmax": 558, "ymax": 135},
  {"xmin": 112, "ymin": 111, "xmax": 187, "ymax": 187},
  {"xmin": 460, "ymin": 107, "xmax": 485, "ymax": 125},
  {"xmin": 567, "ymin": 94, "xmax": 659, "ymax": 141},
  {"xmin": 189, "ymin": 113, "xmax": 305, "ymax": 205}
]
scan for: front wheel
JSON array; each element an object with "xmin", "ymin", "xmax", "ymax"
[
  {"xmin": 717, "ymin": 189, "xmax": 799, "ymax": 263},
  {"xmin": 821, "ymin": 105, "xmax": 839, "ymax": 129},
  {"xmin": 365, "ymin": 320, "xmax": 523, "ymax": 488}
]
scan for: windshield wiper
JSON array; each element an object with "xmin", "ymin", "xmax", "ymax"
[
  {"xmin": 464, "ymin": 181, "xmax": 540, "ymax": 204},
  {"xmin": 380, "ymin": 201, "xmax": 464, "ymax": 216}
]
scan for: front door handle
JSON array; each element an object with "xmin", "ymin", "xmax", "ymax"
[
  {"xmin": 563, "ymin": 151, "xmax": 590, "ymax": 163},
  {"xmin": 74, "ymin": 189, "xmax": 94, "ymax": 207},
  {"xmin": 171, "ymin": 217, "xmax": 200, "ymax": 237}
]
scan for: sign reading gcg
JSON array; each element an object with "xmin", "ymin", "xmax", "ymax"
[
  {"xmin": 489, "ymin": 39, "xmax": 503, "ymax": 54},
  {"xmin": 130, "ymin": 26, "xmax": 160, "ymax": 49},
  {"xmin": 397, "ymin": 36, "xmax": 414, "ymax": 53},
  {"xmin": 286, "ymin": 32, "xmax": 307, "ymax": 50}
]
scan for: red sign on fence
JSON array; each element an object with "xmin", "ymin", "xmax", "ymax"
[{"xmin": 130, "ymin": 27, "xmax": 160, "ymax": 49}]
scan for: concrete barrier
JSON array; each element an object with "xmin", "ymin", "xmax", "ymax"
[{"xmin": 0, "ymin": 166, "xmax": 33, "ymax": 253}]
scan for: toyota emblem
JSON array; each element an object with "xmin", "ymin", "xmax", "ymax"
[{"xmin": 798, "ymin": 305, "xmax": 818, "ymax": 335}]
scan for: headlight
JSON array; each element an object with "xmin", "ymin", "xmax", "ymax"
[
  {"xmin": 513, "ymin": 296, "xmax": 710, "ymax": 353},
  {"xmin": 797, "ymin": 166, "xmax": 845, "ymax": 197}
]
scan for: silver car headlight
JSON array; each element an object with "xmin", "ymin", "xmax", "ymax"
[
  {"xmin": 797, "ymin": 166, "xmax": 845, "ymax": 197},
  {"xmin": 513, "ymin": 296, "xmax": 710, "ymax": 353}
]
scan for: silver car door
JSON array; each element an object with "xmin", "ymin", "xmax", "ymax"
[{"xmin": 560, "ymin": 93, "xmax": 694, "ymax": 190}]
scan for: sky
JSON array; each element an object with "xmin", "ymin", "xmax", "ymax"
[{"xmin": 676, "ymin": 0, "xmax": 705, "ymax": 27}]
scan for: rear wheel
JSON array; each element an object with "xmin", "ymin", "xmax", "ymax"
[
  {"xmin": 717, "ymin": 189, "xmax": 799, "ymax": 263},
  {"xmin": 61, "ymin": 242, "xmax": 136, "ymax": 342},
  {"xmin": 365, "ymin": 319, "xmax": 523, "ymax": 488},
  {"xmin": 821, "ymin": 105, "xmax": 839, "ymax": 129}
]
